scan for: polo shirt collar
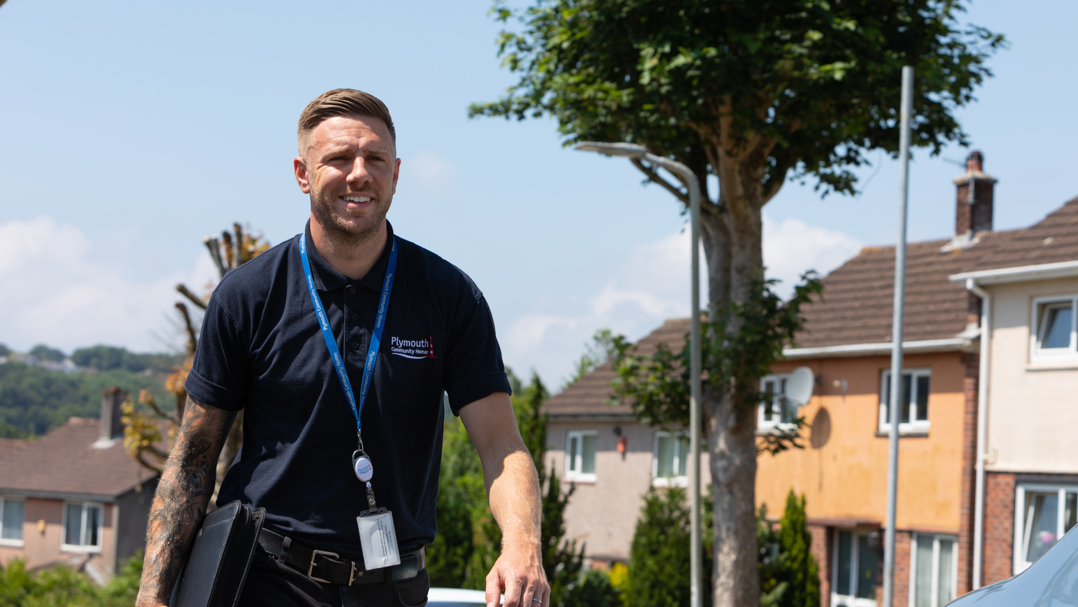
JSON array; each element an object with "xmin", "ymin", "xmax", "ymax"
[{"xmin": 302, "ymin": 221, "xmax": 396, "ymax": 293}]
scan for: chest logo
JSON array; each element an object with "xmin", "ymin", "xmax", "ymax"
[{"xmin": 389, "ymin": 336, "xmax": 438, "ymax": 360}]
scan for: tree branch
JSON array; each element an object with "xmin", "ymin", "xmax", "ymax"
[
  {"xmin": 175, "ymin": 303, "xmax": 198, "ymax": 356},
  {"xmin": 630, "ymin": 158, "xmax": 689, "ymax": 205},
  {"xmin": 175, "ymin": 284, "xmax": 207, "ymax": 311}
]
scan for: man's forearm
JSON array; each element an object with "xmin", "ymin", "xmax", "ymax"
[
  {"xmin": 486, "ymin": 449, "xmax": 543, "ymax": 550},
  {"xmin": 137, "ymin": 398, "xmax": 235, "ymax": 606}
]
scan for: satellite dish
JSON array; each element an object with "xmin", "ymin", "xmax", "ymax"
[{"xmin": 785, "ymin": 366, "xmax": 815, "ymax": 407}]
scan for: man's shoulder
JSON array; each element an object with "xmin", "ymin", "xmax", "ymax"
[
  {"xmin": 211, "ymin": 235, "xmax": 299, "ymax": 303},
  {"xmin": 395, "ymin": 235, "xmax": 482, "ymax": 301}
]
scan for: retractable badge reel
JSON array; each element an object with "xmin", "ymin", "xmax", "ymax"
[{"xmin": 353, "ymin": 433, "xmax": 401, "ymax": 570}]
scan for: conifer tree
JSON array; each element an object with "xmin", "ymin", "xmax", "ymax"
[{"xmin": 627, "ymin": 487, "xmax": 692, "ymax": 607}]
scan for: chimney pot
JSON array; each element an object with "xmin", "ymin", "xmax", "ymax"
[
  {"xmin": 966, "ymin": 150, "xmax": 984, "ymax": 173},
  {"xmin": 99, "ymin": 387, "xmax": 126, "ymax": 444},
  {"xmin": 953, "ymin": 150, "xmax": 997, "ymax": 239}
]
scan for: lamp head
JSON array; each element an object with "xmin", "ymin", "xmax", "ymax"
[{"xmin": 574, "ymin": 141, "xmax": 649, "ymax": 158}]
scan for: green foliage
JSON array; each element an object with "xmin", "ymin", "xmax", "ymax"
[
  {"xmin": 627, "ymin": 487, "xmax": 692, "ymax": 607},
  {"xmin": 70, "ymin": 346, "xmax": 183, "ymax": 374},
  {"xmin": 0, "ymin": 363, "xmax": 171, "ymax": 436},
  {"xmin": 758, "ymin": 493, "xmax": 820, "ymax": 607},
  {"xmin": 0, "ymin": 553, "xmax": 142, "ymax": 606},
  {"xmin": 472, "ymin": 0, "xmax": 1005, "ymax": 198},
  {"xmin": 613, "ymin": 274, "xmax": 822, "ymax": 454},
  {"xmin": 0, "ymin": 344, "xmax": 11, "ymax": 358},
  {"xmin": 29, "ymin": 345, "xmax": 65, "ymax": 363},
  {"xmin": 429, "ymin": 372, "xmax": 584, "ymax": 605},
  {"xmin": 563, "ymin": 568, "xmax": 622, "ymax": 607},
  {"xmin": 564, "ymin": 329, "xmax": 620, "ymax": 388}
]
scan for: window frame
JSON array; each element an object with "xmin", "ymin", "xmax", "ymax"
[
  {"xmin": 908, "ymin": 533, "xmax": 958, "ymax": 607},
  {"xmin": 878, "ymin": 368, "xmax": 932, "ymax": 435},
  {"xmin": 652, "ymin": 431, "xmax": 690, "ymax": 487},
  {"xmin": 1030, "ymin": 296, "xmax": 1078, "ymax": 362},
  {"xmin": 564, "ymin": 431, "xmax": 597, "ymax": 483},
  {"xmin": 758, "ymin": 373, "xmax": 797, "ymax": 432},
  {"xmin": 1012, "ymin": 482, "xmax": 1078, "ymax": 574},
  {"xmin": 60, "ymin": 501, "xmax": 104, "ymax": 553},
  {"xmin": 0, "ymin": 496, "xmax": 25, "ymax": 547},
  {"xmin": 831, "ymin": 529, "xmax": 879, "ymax": 607}
]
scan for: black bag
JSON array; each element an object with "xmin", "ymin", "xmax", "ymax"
[{"xmin": 170, "ymin": 500, "xmax": 266, "ymax": 607}]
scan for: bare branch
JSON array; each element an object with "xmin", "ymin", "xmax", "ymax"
[
  {"xmin": 630, "ymin": 158, "xmax": 689, "ymax": 205},
  {"xmin": 232, "ymin": 223, "xmax": 244, "ymax": 267},
  {"xmin": 202, "ymin": 237, "xmax": 227, "ymax": 278},
  {"xmin": 175, "ymin": 284, "xmax": 207, "ymax": 311},
  {"xmin": 175, "ymin": 303, "xmax": 198, "ymax": 356}
]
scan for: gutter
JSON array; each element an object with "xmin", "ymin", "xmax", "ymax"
[
  {"xmin": 950, "ymin": 259, "xmax": 1078, "ymax": 286},
  {"xmin": 783, "ymin": 337, "xmax": 974, "ymax": 359},
  {"xmin": 964, "ymin": 278, "xmax": 991, "ymax": 590}
]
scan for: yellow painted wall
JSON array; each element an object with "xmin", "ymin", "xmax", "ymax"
[{"xmin": 756, "ymin": 352, "xmax": 967, "ymax": 534}]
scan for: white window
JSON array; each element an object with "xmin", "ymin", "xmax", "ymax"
[
  {"xmin": 758, "ymin": 374, "xmax": 796, "ymax": 431},
  {"xmin": 879, "ymin": 369, "xmax": 931, "ymax": 434},
  {"xmin": 652, "ymin": 432, "xmax": 690, "ymax": 487},
  {"xmin": 0, "ymin": 497, "xmax": 25, "ymax": 546},
  {"xmin": 564, "ymin": 431, "xmax": 597, "ymax": 482},
  {"xmin": 62, "ymin": 502, "xmax": 103, "ymax": 552},
  {"xmin": 832, "ymin": 529, "xmax": 879, "ymax": 607},
  {"xmin": 1013, "ymin": 483, "xmax": 1078, "ymax": 574},
  {"xmin": 909, "ymin": 534, "xmax": 956, "ymax": 607},
  {"xmin": 1031, "ymin": 296, "xmax": 1078, "ymax": 361}
]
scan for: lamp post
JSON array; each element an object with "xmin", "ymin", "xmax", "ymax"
[{"xmin": 574, "ymin": 142, "xmax": 703, "ymax": 607}]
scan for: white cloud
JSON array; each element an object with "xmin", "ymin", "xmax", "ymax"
[
  {"xmin": 502, "ymin": 216, "xmax": 863, "ymax": 387},
  {"xmin": 404, "ymin": 150, "xmax": 456, "ymax": 190},
  {"xmin": 0, "ymin": 216, "xmax": 217, "ymax": 355}
]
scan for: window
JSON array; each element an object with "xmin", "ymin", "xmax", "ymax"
[
  {"xmin": 62, "ymin": 502, "xmax": 103, "ymax": 552},
  {"xmin": 0, "ymin": 497, "xmax": 24, "ymax": 546},
  {"xmin": 879, "ymin": 369, "xmax": 931, "ymax": 434},
  {"xmin": 1014, "ymin": 484, "xmax": 1078, "ymax": 573},
  {"xmin": 1032, "ymin": 297, "xmax": 1078, "ymax": 360},
  {"xmin": 832, "ymin": 529, "xmax": 879, "ymax": 607},
  {"xmin": 909, "ymin": 534, "xmax": 956, "ymax": 607},
  {"xmin": 758, "ymin": 374, "xmax": 796, "ymax": 431},
  {"xmin": 652, "ymin": 432, "xmax": 690, "ymax": 487},
  {"xmin": 564, "ymin": 431, "xmax": 597, "ymax": 482}
]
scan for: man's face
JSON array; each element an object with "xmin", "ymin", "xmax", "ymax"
[{"xmin": 294, "ymin": 114, "xmax": 400, "ymax": 243}]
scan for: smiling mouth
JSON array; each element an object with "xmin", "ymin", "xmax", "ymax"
[{"xmin": 342, "ymin": 195, "xmax": 372, "ymax": 204}]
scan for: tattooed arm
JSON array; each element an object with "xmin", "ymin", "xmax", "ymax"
[{"xmin": 136, "ymin": 396, "xmax": 236, "ymax": 607}]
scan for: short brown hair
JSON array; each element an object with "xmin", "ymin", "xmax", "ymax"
[{"xmin": 297, "ymin": 88, "xmax": 396, "ymax": 150}]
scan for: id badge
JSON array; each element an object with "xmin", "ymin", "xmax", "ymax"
[{"xmin": 357, "ymin": 508, "xmax": 401, "ymax": 570}]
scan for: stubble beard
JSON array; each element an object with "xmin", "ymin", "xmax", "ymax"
[{"xmin": 311, "ymin": 191, "xmax": 391, "ymax": 248}]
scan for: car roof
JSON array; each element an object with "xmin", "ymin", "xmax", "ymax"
[{"xmin": 427, "ymin": 587, "xmax": 489, "ymax": 605}]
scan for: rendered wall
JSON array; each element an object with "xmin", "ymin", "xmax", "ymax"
[
  {"xmin": 757, "ymin": 352, "xmax": 968, "ymax": 534},
  {"xmin": 984, "ymin": 277, "xmax": 1078, "ymax": 474},
  {"xmin": 0, "ymin": 498, "xmax": 115, "ymax": 576}
]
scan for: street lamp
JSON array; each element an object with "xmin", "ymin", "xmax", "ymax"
[{"xmin": 574, "ymin": 142, "xmax": 704, "ymax": 607}]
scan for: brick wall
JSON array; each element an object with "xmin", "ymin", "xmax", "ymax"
[
  {"xmin": 892, "ymin": 531, "xmax": 911, "ymax": 607},
  {"xmin": 809, "ymin": 524, "xmax": 830, "ymax": 607},
  {"xmin": 983, "ymin": 472, "xmax": 1016, "ymax": 585},
  {"xmin": 957, "ymin": 350, "xmax": 979, "ymax": 596}
]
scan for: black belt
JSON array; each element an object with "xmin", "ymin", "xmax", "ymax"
[{"xmin": 257, "ymin": 528, "xmax": 425, "ymax": 586}]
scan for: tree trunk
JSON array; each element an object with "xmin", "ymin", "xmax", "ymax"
[{"xmin": 700, "ymin": 159, "xmax": 765, "ymax": 607}]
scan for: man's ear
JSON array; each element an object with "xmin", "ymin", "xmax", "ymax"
[
  {"xmin": 294, "ymin": 156, "xmax": 312, "ymax": 194},
  {"xmin": 391, "ymin": 158, "xmax": 401, "ymax": 195}
]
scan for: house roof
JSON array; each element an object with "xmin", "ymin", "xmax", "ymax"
[
  {"xmin": 543, "ymin": 196, "xmax": 1078, "ymax": 417},
  {"xmin": 0, "ymin": 418, "xmax": 158, "ymax": 499}
]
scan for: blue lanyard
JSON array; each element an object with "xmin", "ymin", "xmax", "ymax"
[{"xmin": 299, "ymin": 232, "xmax": 397, "ymax": 432}]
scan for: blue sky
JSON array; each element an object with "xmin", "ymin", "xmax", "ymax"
[{"xmin": 1, "ymin": 0, "xmax": 1075, "ymax": 387}]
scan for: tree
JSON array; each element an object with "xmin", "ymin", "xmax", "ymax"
[
  {"xmin": 471, "ymin": 2, "xmax": 1003, "ymax": 604},
  {"xmin": 28, "ymin": 345, "xmax": 65, "ymax": 363},
  {"xmin": 758, "ymin": 492, "xmax": 820, "ymax": 607},
  {"xmin": 626, "ymin": 487, "xmax": 692, "ymax": 607},
  {"xmin": 122, "ymin": 223, "xmax": 268, "ymax": 493},
  {"xmin": 564, "ymin": 328, "xmax": 620, "ymax": 388},
  {"xmin": 0, "ymin": 344, "xmax": 11, "ymax": 358}
]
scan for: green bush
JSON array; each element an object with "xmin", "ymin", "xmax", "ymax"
[
  {"xmin": 563, "ymin": 568, "xmax": 621, "ymax": 607},
  {"xmin": 627, "ymin": 487, "xmax": 691, "ymax": 607},
  {"xmin": 758, "ymin": 492, "xmax": 820, "ymax": 607},
  {"xmin": 0, "ymin": 552, "xmax": 142, "ymax": 607}
]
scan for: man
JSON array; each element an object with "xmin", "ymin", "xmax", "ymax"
[{"xmin": 136, "ymin": 89, "xmax": 548, "ymax": 607}]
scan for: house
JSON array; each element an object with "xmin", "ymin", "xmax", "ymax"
[
  {"xmin": 544, "ymin": 151, "xmax": 1078, "ymax": 606},
  {"xmin": 0, "ymin": 388, "xmax": 159, "ymax": 582}
]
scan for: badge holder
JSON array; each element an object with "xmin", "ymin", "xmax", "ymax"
[{"xmin": 353, "ymin": 437, "xmax": 401, "ymax": 570}]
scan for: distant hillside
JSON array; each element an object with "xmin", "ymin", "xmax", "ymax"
[{"xmin": 0, "ymin": 362, "xmax": 174, "ymax": 437}]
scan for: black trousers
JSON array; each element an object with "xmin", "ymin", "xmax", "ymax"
[{"xmin": 240, "ymin": 549, "xmax": 429, "ymax": 607}]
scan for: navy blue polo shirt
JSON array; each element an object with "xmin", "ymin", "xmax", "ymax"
[{"xmin": 185, "ymin": 221, "xmax": 511, "ymax": 558}]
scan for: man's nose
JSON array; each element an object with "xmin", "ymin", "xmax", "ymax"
[{"xmin": 346, "ymin": 157, "xmax": 371, "ymax": 183}]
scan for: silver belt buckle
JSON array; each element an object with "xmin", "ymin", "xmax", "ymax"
[{"xmin": 308, "ymin": 549, "xmax": 340, "ymax": 583}]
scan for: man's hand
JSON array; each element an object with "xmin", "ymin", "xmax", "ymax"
[
  {"xmin": 135, "ymin": 397, "xmax": 236, "ymax": 607},
  {"xmin": 460, "ymin": 393, "xmax": 551, "ymax": 607},
  {"xmin": 485, "ymin": 540, "xmax": 549, "ymax": 607}
]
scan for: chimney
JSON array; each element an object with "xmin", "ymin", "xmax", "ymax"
[
  {"xmin": 954, "ymin": 150, "xmax": 997, "ymax": 238},
  {"xmin": 98, "ymin": 387, "xmax": 126, "ymax": 445}
]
